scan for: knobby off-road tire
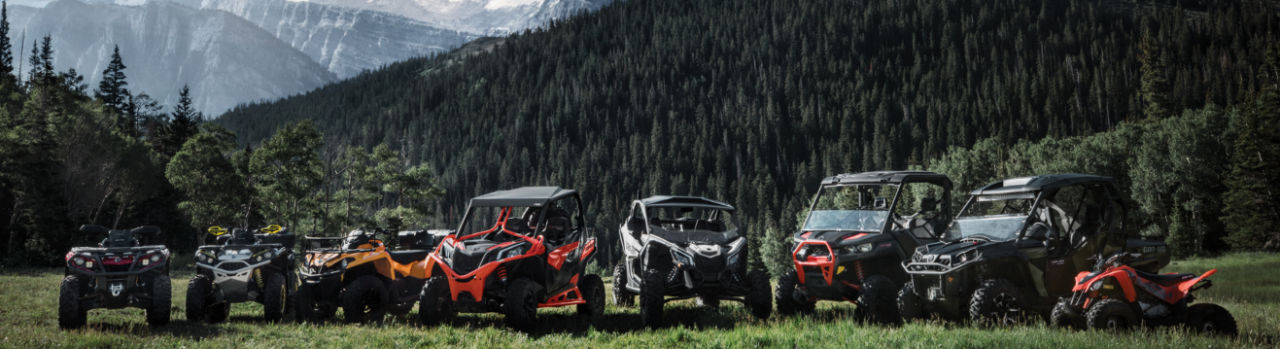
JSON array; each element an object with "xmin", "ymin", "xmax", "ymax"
[
  {"xmin": 897, "ymin": 281, "xmax": 925, "ymax": 322},
  {"xmin": 968, "ymin": 279, "xmax": 1024, "ymax": 326},
  {"xmin": 342, "ymin": 275, "xmax": 389, "ymax": 324},
  {"xmin": 262, "ymin": 272, "xmax": 287, "ymax": 323},
  {"xmin": 1186, "ymin": 303, "xmax": 1237, "ymax": 336},
  {"xmin": 775, "ymin": 270, "xmax": 814, "ymax": 316},
  {"xmin": 1085, "ymin": 298, "xmax": 1137, "ymax": 331},
  {"xmin": 746, "ymin": 270, "xmax": 773, "ymax": 319},
  {"xmin": 418, "ymin": 276, "xmax": 455, "ymax": 326},
  {"xmin": 59, "ymin": 275, "xmax": 87, "ymax": 329},
  {"xmin": 578, "ymin": 274, "xmax": 606, "ymax": 317},
  {"xmin": 185, "ymin": 274, "xmax": 215, "ymax": 323},
  {"xmin": 612, "ymin": 264, "xmax": 635, "ymax": 307},
  {"xmin": 856, "ymin": 275, "xmax": 900, "ymax": 325},
  {"xmin": 295, "ymin": 283, "xmax": 319, "ymax": 323},
  {"xmin": 504, "ymin": 278, "xmax": 541, "ymax": 330},
  {"xmin": 146, "ymin": 275, "xmax": 171, "ymax": 327},
  {"xmin": 639, "ymin": 269, "xmax": 666, "ymax": 328},
  {"xmin": 1049, "ymin": 298, "xmax": 1084, "ymax": 330}
]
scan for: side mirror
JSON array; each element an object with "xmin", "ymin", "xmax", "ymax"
[
  {"xmin": 626, "ymin": 217, "xmax": 646, "ymax": 233},
  {"xmin": 208, "ymin": 226, "xmax": 228, "ymax": 236},
  {"xmin": 919, "ymin": 197, "xmax": 938, "ymax": 212}
]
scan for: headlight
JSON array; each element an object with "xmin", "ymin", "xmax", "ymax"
[
  {"xmin": 497, "ymin": 246, "xmax": 525, "ymax": 260},
  {"xmin": 151, "ymin": 254, "xmax": 161, "ymax": 262},
  {"xmin": 141, "ymin": 258, "xmax": 151, "ymax": 266},
  {"xmin": 673, "ymin": 251, "xmax": 693, "ymax": 266},
  {"xmin": 85, "ymin": 260, "xmax": 95, "ymax": 268},
  {"xmin": 857, "ymin": 243, "xmax": 873, "ymax": 253},
  {"xmin": 73, "ymin": 257, "xmax": 85, "ymax": 266}
]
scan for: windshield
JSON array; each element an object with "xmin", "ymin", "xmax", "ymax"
[
  {"xmin": 946, "ymin": 196, "xmax": 1035, "ymax": 241},
  {"xmin": 801, "ymin": 184, "xmax": 898, "ymax": 232},
  {"xmin": 458, "ymin": 206, "xmax": 540, "ymax": 239},
  {"xmin": 647, "ymin": 207, "xmax": 738, "ymax": 239}
]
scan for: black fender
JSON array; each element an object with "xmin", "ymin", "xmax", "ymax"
[{"xmin": 640, "ymin": 242, "xmax": 675, "ymax": 273}]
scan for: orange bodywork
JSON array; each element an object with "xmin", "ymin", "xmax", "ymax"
[{"xmin": 309, "ymin": 240, "xmax": 430, "ymax": 281}]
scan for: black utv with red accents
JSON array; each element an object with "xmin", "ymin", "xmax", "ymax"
[
  {"xmin": 418, "ymin": 187, "xmax": 605, "ymax": 329},
  {"xmin": 775, "ymin": 171, "xmax": 952, "ymax": 324},
  {"xmin": 59, "ymin": 225, "xmax": 171, "ymax": 329},
  {"xmin": 613, "ymin": 196, "xmax": 772, "ymax": 328}
]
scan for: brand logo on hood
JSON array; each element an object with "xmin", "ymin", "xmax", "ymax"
[{"xmin": 109, "ymin": 282, "xmax": 124, "ymax": 297}]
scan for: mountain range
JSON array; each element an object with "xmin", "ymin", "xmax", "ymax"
[{"xmin": 5, "ymin": 0, "xmax": 610, "ymax": 114}]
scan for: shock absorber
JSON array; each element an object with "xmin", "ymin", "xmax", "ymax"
[
  {"xmin": 855, "ymin": 260, "xmax": 865, "ymax": 282},
  {"xmin": 496, "ymin": 265, "xmax": 508, "ymax": 281}
]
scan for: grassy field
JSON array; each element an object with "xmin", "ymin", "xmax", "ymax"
[{"xmin": 1, "ymin": 253, "xmax": 1276, "ymax": 348}]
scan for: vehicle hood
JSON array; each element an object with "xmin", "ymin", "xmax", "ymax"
[{"xmin": 793, "ymin": 230, "xmax": 879, "ymax": 243}]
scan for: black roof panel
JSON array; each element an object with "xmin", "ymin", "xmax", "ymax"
[
  {"xmin": 821, "ymin": 170, "xmax": 951, "ymax": 186},
  {"xmin": 638, "ymin": 196, "xmax": 735, "ymax": 211},
  {"xmin": 973, "ymin": 174, "xmax": 1116, "ymax": 195},
  {"xmin": 469, "ymin": 186, "xmax": 577, "ymax": 207}
]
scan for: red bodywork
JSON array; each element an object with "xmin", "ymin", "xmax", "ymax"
[
  {"xmin": 1071, "ymin": 265, "xmax": 1216, "ymax": 309},
  {"xmin": 427, "ymin": 207, "xmax": 595, "ymax": 308},
  {"xmin": 791, "ymin": 233, "xmax": 868, "ymax": 286}
]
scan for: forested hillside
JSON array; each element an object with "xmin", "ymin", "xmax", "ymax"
[{"xmin": 218, "ymin": 0, "xmax": 1280, "ymax": 269}]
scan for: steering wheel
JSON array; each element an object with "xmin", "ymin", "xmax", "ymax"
[{"xmin": 905, "ymin": 212, "xmax": 936, "ymax": 237}]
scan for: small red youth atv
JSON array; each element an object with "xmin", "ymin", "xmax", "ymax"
[{"xmin": 1050, "ymin": 253, "xmax": 1236, "ymax": 335}]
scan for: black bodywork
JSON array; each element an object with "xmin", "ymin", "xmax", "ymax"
[
  {"xmin": 901, "ymin": 174, "xmax": 1170, "ymax": 322},
  {"xmin": 60, "ymin": 225, "xmax": 170, "ymax": 328},
  {"xmin": 188, "ymin": 225, "xmax": 296, "ymax": 322},
  {"xmin": 778, "ymin": 171, "xmax": 952, "ymax": 322}
]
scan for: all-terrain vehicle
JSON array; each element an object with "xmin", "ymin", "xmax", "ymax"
[
  {"xmin": 776, "ymin": 171, "xmax": 952, "ymax": 324},
  {"xmin": 899, "ymin": 174, "xmax": 1170, "ymax": 325},
  {"xmin": 613, "ymin": 196, "xmax": 771, "ymax": 327},
  {"xmin": 1049, "ymin": 252, "xmax": 1236, "ymax": 335},
  {"xmin": 295, "ymin": 228, "xmax": 440, "ymax": 323},
  {"xmin": 187, "ymin": 225, "xmax": 296, "ymax": 323},
  {"xmin": 59, "ymin": 225, "xmax": 171, "ymax": 329},
  {"xmin": 418, "ymin": 186, "xmax": 604, "ymax": 329}
]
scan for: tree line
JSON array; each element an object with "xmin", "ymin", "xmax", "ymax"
[{"xmin": 217, "ymin": 0, "xmax": 1280, "ymax": 274}]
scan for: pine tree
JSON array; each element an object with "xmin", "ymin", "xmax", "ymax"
[
  {"xmin": 0, "ymin": 1, "xmax": 15, "ymax": 90},
  {"xmin": 94, "ymin": 45, "xmax": 130, "ymax": 117},
  {"xmin": 153, "ymin": 85, "xmax": 200, "ymax": 156},
  {"xmin": 1138, "ymin": 25, "xmax": 1170, "ymax": 120},
  {"xmin": 1222, "ymin": 46, "xmax": 1280, "ymax": 251}
]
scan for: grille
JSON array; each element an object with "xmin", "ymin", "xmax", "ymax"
[
  {"xmin": 694, "ymin": 254, "xmax": 725, "ymax": 274},
  {"xmin": 804, "ymin": 245, "xmax": 830, "ymax": 258},
  {"xmin": 104, "ymin": 264, "xmax": 132, "ymax": 273},
  {"xmin": 219, "ymin": 261, "xmax": 250, "ymax": 272},
  {"xmin": 450, "ymin": 251, "xmax": 486, "ymax": 275}
]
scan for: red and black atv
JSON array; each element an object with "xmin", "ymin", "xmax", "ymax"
[
  {"xmin": 59, "ymin": 225, "xmax": 171, "ymax": 329},
  {"xmin": 1050, "ymin": 252, "xmax": 1237, "ymax": 335},
  {"xmin": 418, "ymin": 186, "xmax": 605, "ymax": 329}
]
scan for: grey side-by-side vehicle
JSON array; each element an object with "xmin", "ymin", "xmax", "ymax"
[
  {"xmin": 612, "ymin": 196, "xmax": 772, "ymax": 328},
  {"xmin": 776, "ymin": 171, "xmax": 953, "ymax": 324},
  {"xmin": 899, "ymin": 174, "xmax": 1169, "ymax": 325}
]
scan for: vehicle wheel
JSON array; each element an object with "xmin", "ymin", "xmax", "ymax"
[
  {"xmin": 775, "ymin": 270, "xmax": 814, "ymax": 316},
  {"xmin": 745, "ymin": 270, "xmax": 772, "ymax": 319},
  {"xmin": 1186, "ymin": 303, "xmax": 1237, "ymax": 336},
  {"xmin": 696, "ymin": 295, "xmax": 720, "ymax": 310},
  {"xmin": 341, "ymin": 275, "xmax": 389, "ymax": 324},
  {"xmin": 1085, "ymin": 299, "xmax": 1137, "ymax": 331},
  {"xmin": 855, "ymin": 275, "xmax": 900, "ymax": 325},
  {"xmin": 295, "ymin": 283, "xmax": 318, "ymax": 323},
  {"xmin": 185, "ymin": 274, "xmax": 215, "ymax": 323},
  {"xmin": 612, "ymin": 263, "xmax": 635, "ymax": 307},
  {"xmin": 578, "ymin": 274, "xmax": 606, "ymax": 317},
  {"xmin": 58, "ymin": 275, "xmax": 87, "ymax": 329},
  {"xmin": 898, "ymin": 281, "xmax": 925, "ymax": 322},
  {"xmin": 208, "ymin": 302, "xmax": 230, "ymax": 323},
  {"xmin": 504, "ymin": 278, "xmax": 541, "ymax": 329},
  {"xmin": 968, "ymin": 279, "xmax": 1024, "ymax": 326},
  {"xmin": 1049, "ymin": 298, "xmax": 1084, "ymax": 330},
  {"xmin": 418, "ymin": 276, "xmax": 454, "ymax": 326},
  {"xmin": 146, "ymin": 275, "xmax": 171, "ymax": 327},
  {"xmin": 639, "ymin": 268, "xmax": 666, "ymax": 328},
  {"xmin": 262, "ymin": 272, "xmax": 286, "ymax": 323}
]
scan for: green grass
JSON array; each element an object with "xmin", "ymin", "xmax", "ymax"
[{"xmin": 1, "ymin": 253, "xmax": 1277, "ymax": 348}]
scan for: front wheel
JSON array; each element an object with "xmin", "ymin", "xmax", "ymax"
[
  {"xmin": 1186, "ymin": 303, "xmax": 1237, "ymax": 336},
  {"xmin": 1049, "ymin": 298, "xmax": 1084, "ymax": 330},
  {"xmin": 504, "ymin": 278, "xmax": 541, "ymax": 329},
  {"xmin": 418, "ymin": 276, "xmax": 455, "ymax": 326},
  {"xmin": 639, "ymin": 269, "xmax": 666, "ymax": 328},
  {"xmin": 775, "ymin": 270, "xmax": 814, "ymax": 316},
  {"xmin": 897, "ymin": 281, "xmax": 925, "ymax": 322},
  {"xmin": 146, "ymin": 275, "xmax": 171, "ymax": 327},
  {"xmin": 341, "ymin": 275, "xmax": 389, "ymax": 324},
  {"xmin": 262, "ymin": 272, "xmax": 287, "ymax": 322},
  {"xmin": 58, "ymin": 275, "xmax": 87, "ymax": 329},
  {"xmin": 968, "ymin": 279, "xmax": 1024, "ymax": 326},
  {"xmin": 856, "ymin": 275, "xmax": 900, "ymax": 325},
  {"xmin": 185, "ymin": 274, "xmax": 215, "ymax": 323},
  {"xmin": 612, "ymin": 264, "xmax": 635, "ymax": 307},
  {"xmin": 1085, "ymin": 298, "xmax": 1137, "ymax": 331},
  {"xmin": 578, "ymin": 274, "xmax": 606, "ymax": 317},
  {"xmin": 745, "ymin": 270, "xmax": 772, "ymax": 319}
]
